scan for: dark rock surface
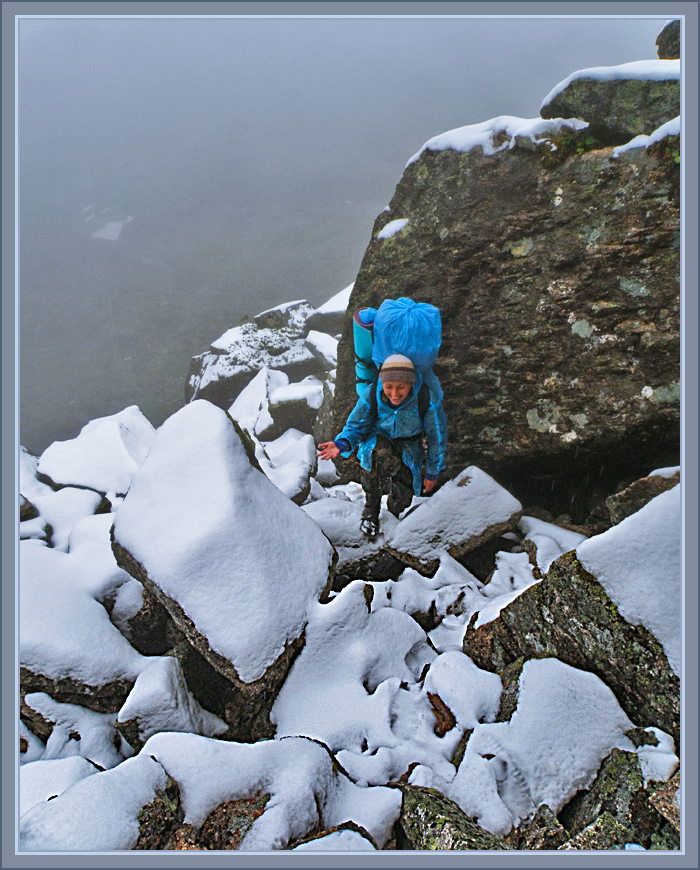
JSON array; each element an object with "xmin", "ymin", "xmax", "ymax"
[
  {"xmin": 606, "ymin": 469, "xmax": 680, "ymax": 525},
  {"xmin": 557, "ymin": 748, "xmax": 679, "ymax": 849},
  {"xmin": 20, "ymin": 666, "xmax": 134, "ymax": 716},
  {"xmin": 333, "ymin": 132, "xmax": 680, "ymax": 525},
  {"xmin": 558, "ymin": 811, "xmax": 631, "ymax": 850},
  {"xmin": 649, "ymin": 770, "xmax": 681, "ymax": 833},
  {"xmin": 510, "ymin": 804, "xmax": 568, "ymax": 850},
  {"xmin": 395, "ymin": 785, "xmax": 511, "ymax": 850},
  {"xmin": 657, "ymin": 20, "xmax": 680, "ymax": 59},
  {"xmin": 462, "ymin": 552, "xmax": 679, "ymax": 745},
  {"xmin": 541, "ymin": 76, "xmax": 680, "ymax": 145}
]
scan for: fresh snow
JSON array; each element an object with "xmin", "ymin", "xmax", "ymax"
[
  {"xmin": 38, "ymin": 405, "xmax": 156, "ymax": 498},
  {"xmin": 613, "ymin": 116, "xmax": 681, "ymax": 158},
  {"xmin": 140, "ymin": 732, "xmax": 401, "ymax": 849},
  {"xmin": 519, "ymin": 515, "xmax": 587, "ymax": 572},
  {"xmin": 292, "ymin": 830, "xmax": 376, "ymax": 850},
  {"xmin": 302, "ymin": 496, "xmax": 399, "ymax": 572},
  {"xmin": 20, "ymin": 754, "xmax": 168, "ymax": 851},
  {"xmin": 386, "ymin": 466, "xmax": 522, "ymax": 566},
  {"xmin": 445, "ymin": 659, "xmax": 635, "ymax": 835},
  {"xmin": 577, "ymin": 485, "xmax": 681, "ymax": 675},
  {"xmin": 650, "ymin": 464, "xmax": 681, "ymax": 478},
  {"xmin": 305, "ymin": 330, "xmax": 338, "ymax": 367},
  {"xmin": 314, "ymin": 283, "xmax": 353, "ymax": 314},
  {"xmin": 228, "ymin": 365, "xmax": 288, "ymax": 439},
  {"xmin": 111, "ymin": 400, "xmax": 334, "ymax": 683},
  {"xmin": 269, "ymin": 376, "xmax": 324, "ymax": 410},
  {"xmin": 271, "ymin": 581, "xmax": 430, "ymax": 753},
  {"xmin": 407, "ymin": 116, "xmax": 589, "ymax": 166},
  {"xmin": 20, "ymin": 541, "xmax": 147, "ymax": 685},
  {"xmin": 23, "ymin": 692, "xmax": 132, "ymax": 770},
  {"xmin": 29, "ymin": 487, "xmax": 105, "ymax": 552},
  {"xmin": 20, "ymin": 757, "xmax": 98, "ymax": 818},
  {"xmin": 256, "ymin": 428, "xmax": 318, "ymax": 501},
  {"xmin": 117, "ymin": 657, "xmax": 228, "ymax": 742},
  {"xmin": 377, "ymin": 218, "xmax": 409, "ymax": 239},
  {"xmin": 541, "ymin": 59, "xmax": 681, "ymax": 109}
]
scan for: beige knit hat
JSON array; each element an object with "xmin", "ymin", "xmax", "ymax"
[{"xmin": 379, "ymin": 353, "xmax": 416, "ymax": 384}]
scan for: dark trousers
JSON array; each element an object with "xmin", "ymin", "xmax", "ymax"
[{"xmin": 361, "ymin": 435, "xmax": 415, "ymax": 520}]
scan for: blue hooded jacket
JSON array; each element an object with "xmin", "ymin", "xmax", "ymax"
[{"xmin": 334, "ymin": 372, "xmax": 448, "ymax": 496}]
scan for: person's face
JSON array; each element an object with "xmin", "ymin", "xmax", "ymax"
[{"xmin": 382, "ymin": 380, "xmax": 411, "ymax": 406}]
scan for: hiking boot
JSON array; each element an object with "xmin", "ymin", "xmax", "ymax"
[{"xmin": 360, "ymin": 506, "xmax": 380, "ymax": 539}]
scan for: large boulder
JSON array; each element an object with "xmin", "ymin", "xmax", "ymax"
[
  {"xmin": 111, "ymin": 400, "xmax": 335, "ymax": 741},
  {"xmin": 37, "ymin": 406, "xmax": 156, "ymax": 499},
  {"xmin": 656, "ymin": 20, "xmax": 680, "ymax": 59},
  {"xmin": 540, "ymin": 60, "xmax": 680, "ymax": 145},
  {"xmin": 20, "ymin": 541, "xmax": 147, "ymax": 714},
  {"xmin": 463, "ymin": 487, "xmax": 680, "ymax": 743},
  {"xmin": 332, "ymin": 115, "xmax": 680, "ymax": 524},
  {"xmin": 385, "ymin": 466, "xmax": 522, "ymax": 575}
]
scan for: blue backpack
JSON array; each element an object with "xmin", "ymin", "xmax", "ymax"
[{"xmin": 352, "ymin": 297, "xmax": 443, "ymax": 402}]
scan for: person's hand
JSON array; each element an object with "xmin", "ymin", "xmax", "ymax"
[
  {"xmin": 317, "ymin": 442, "xmax": 340, "ymax": 460},
  {"xmin": 422, "ymin": 478, "xmax": 437, "ymax": 494}
]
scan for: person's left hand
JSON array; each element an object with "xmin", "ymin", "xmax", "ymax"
[{"xmin": 422, "ymin": 479, "xmax": 437, "ymax": 494}]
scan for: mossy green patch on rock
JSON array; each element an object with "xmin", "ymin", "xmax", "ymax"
[
  {"xmin": 397, "ymin": 786, "xmax": 511, "ymax": 850},
  {"xmin": 462, "ymin": 552, "xmax": 679, "ymax": 745},
  {"xmin": 557, "ymin": 748, "xmax": 678, "ymax": 848}
]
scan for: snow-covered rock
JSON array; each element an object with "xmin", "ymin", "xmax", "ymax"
[
  {"xmin": 257, "ymin": 428, "xmax": 317, "ymax": 503},
  {"xmin": 228, "ymin": 365, "xmax": 289, "ymax": 440},
  {"xmin": 22, "ymin": 692, "xmax": 132, "ymax": 770},
  {"xmin": 19, "ymin": 753, "xmax": 169, "ymax": 851},
  {"xmin": 134, "ymin": 732, "xmax": 401, "ymax": 850},
  {"xmin": 20, "ymin": 541, "xmax": 147, "ymax": 710},
  {"xmin": 577, "ymin": 485, "xmax": 681, "ymax": 676},
  {"xmin": 20, "ymin": 756, "xmax": 98, "ymax": 818},
  {"xmin": 462, "ymin": 489, "xmax": 681, "ymax": 744},
  {"xmin": 267, "ymin": 375, "xmax": 324, "ymax": 438},
  {"xmin": 116, "ymin": 656, "xmax": 228, "ymax": 749},
  {"xmin": 186, "ymin": 315, "xmax": 325, "ymax": 409},
  {"xmin": 301, "ymin": 496, "xmax": 403, "ymax": 586},
  {"xmin": 446, "ymin": 659, "xmax": 634, "ymax": 836},
  {"xmin": 304, "ymin": 329, "xmax": 338, "ymax": 368},
  {"xmin": 37, "ymin": 406, "xmax": 156, "ymax": 499},
  {"xmin": 306, "ymin": 283, "xmax": 353, "ymax": 334},
  {"xmin": 29, "ymin": 487, "xmax": 107, "ymax": 552},
  {"xmin": 111, "ymin": 400, "xmax": 335, "ymax": 739},
  {"xmin": 272, "ymin": 581, "xmax": 431, "ymax": 754},
  {"xmin": 541, "ymin": 60, "xmax": 680, "ymax": 145},
  {"xmin": 386, "ymin": 466, "xmax": 522, "ymax": 574}
]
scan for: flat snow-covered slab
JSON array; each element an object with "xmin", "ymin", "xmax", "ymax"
[
  {"xmin": 385, "ymin": 466, "xmax": 522, "ymax": 574},
  {"xmin": 111, "ymin": 400, "xmax": 334, "ymax": 684},
  {"xmin": 38, "ymin": 406, "xmax": 156, "ymax": 497},
  {"xmin": 577, "ymin": 485, "xmax": 681, "ymax": 676}
]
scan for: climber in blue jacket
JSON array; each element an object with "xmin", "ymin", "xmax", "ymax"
[{"xmin": 318, "ymin": 354, "xmax": 448, "ymax": 538}]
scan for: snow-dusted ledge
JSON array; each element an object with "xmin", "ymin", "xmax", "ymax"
[
  {"xmin": 406, "ymin": 116, "xmax": 588, "ymax": 166},
  {"xmin": 541, "ymin": 59, "xmax": 680, "ymax": 110}
]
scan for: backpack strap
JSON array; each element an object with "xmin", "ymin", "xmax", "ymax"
[{"xmin": 418, "ymin": 382, "xmax": 430, "ymax": 422}]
